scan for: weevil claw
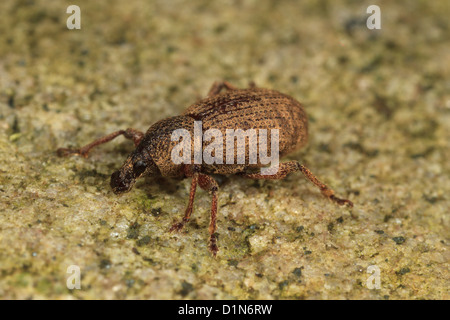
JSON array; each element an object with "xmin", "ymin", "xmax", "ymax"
[
  {"xmin": 169, "ymin": 222, "xmax": 185, "ymax": 232},
  {"xmin": 330, "ymin": 195, "xmax": 354, "ymax": 208},
  {"xmin": 56, "ymin": 148, "xmax": 88, "ymax": 158},
  {"xmin": 208, "ymin": 234, "xmax": 218, "ymax": 257}
]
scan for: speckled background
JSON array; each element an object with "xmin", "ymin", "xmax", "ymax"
[{"xmin": 0, "ymin": 0, "xmax": 448, "ymax": 299}]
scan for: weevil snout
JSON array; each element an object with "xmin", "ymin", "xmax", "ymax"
[
  {"xmin": 110, "ymin": 169, "xmax": 135, "ymax": 194},
  {"xmin": 110, "ymin": 155, "xmax": 158, "ymax": 194}
]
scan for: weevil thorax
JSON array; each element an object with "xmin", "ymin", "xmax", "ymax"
[{"xmin": 110, "ymin": 115, "xmax": 195, "ymax": 194}]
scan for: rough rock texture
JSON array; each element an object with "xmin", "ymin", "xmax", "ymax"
[{"xmin": 0, "ymin": 0, "xmax": 448, "ymax": 299}]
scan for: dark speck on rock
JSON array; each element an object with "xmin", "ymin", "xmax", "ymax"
[
  {"xmin": 228, "ymin": 260, "xmax": 238, "ymax": 267},
  {"xmin": 278, "ymin": 280, "xmax": 289, "ymax": 290},
  {"xmin": 396, "ymin": 267, "xmax": 411, "ymax": 275},
  {"xmin": 100, "ymin": 259, "xmax": 111, "ymax": 269},
  {"xmin": 127, "ymin": 222, "xmax": 140, "ymax": 239},
  {"xmin": 126, "ymin": 279, "xmax": 135, "ymax": 288},
  {"xmin": 179, "ymin": 281, "xmax": 194, "ymax": 297},
  {"xmin": 151, "ymin": 208, "xmax": 162, "ymax": 217},
  {"xmin": 292, "ymin": 267, "xmax": 303, "ymax": 277},
  {"xmin": 392, "ymin": 236, "xmax": 406, "ymax": 245},
  {"xmin": 327, "ymin": 222, "xmax": 334, "ymax": 232},
  {"xmin": 8, "ymin": 95, "xmax": 15, "ymax": 109},
  {"xmin": 137, "ymin": 235, "xmax": 151, "ymax": 246}
]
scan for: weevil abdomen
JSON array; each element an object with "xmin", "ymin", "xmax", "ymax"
[{"xmin": 183, "ymin": 88, "xmax": 308, "ymax": 174}]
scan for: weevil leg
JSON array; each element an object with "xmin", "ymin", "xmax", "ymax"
[
  {"xmin": 170, "ymin": 165, "xmax": 201, "ymax": 232},
  {"xmin": 170, "ymin": 173, "xmax": 198, "ymax": 232},
  {"xmin": 238, "ymin": 161, "xmax": 353, "ymax": 207},
  {"xmin": 170, "ymin": 166, "xmax": 220, "ymax": 256},
  {"xmin": 197, "ymin": 174, "xmax": 219, "ymax": 256},
  {"xmin": 296, "ymin": 163, "xmax": 353, "ymax": 207},
  {"xmin": 207, "ymin": 81, "xmax": 238, "ymax": 96},
  {"xmin": 57, "ymin": 128, "xmax": 144, "ymax": 158}
]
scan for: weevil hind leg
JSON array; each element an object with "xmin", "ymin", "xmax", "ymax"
[
  {"xmin": 238, "ymin": 161, "xmax": 353, "ymax": 207},
  {"xmin": 57, "ymin": 128, "xmax": 144, "ymax": 158},
  {"xmin": 207, "ymin": 81, "xmax": 238, "ymax": 97},
  {"xmin": 296, "ymin": 163, "xmax": 353, "ymax": 207}
]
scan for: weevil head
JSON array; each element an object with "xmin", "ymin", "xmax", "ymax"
[
  {"xmin": 110, "ymin": 116, "xmax": 193, "ymax": 194},
  {"xmin": 110, "ymin": 151, "xmax": 159, "ymax": 195}
]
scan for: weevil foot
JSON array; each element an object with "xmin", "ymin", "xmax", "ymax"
[
  {"xmin": 208, "ymin": 234, "xmax": 218, "ymax": 257},
  {"xmin": 169, "ymin": 221, "xmax": 185, "ymax": 232},
  {"xmin": 319, "ymin": 185, "xmax": 353, "ymax": 208},
  {"xmin": 56, "ymin": 147, "xmax": 88, "ymax": 158},
  {"xmin": 209, "ymin": 244, "xmax": 218, "ymax": 257},
  {"xmin": 330, "ymin": 195, "xmax": 354, "ymax": 207}
]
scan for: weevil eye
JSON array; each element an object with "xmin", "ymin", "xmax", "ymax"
[{"xmin": 133, "ymin": 160, "xmax": 147, "ymax": 177}]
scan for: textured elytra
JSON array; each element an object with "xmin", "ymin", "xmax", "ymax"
[{"xmin": 185, "ymin": 88, "xmax": 308, "ymax": 158}]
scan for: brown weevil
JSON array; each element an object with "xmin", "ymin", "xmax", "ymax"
[{"xmin": 57, "ymin": 81, "xmax": 353, "ymax": 256}]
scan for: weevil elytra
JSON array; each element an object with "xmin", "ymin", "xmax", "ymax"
[{"xmin": 57, "ymin": 81, "xmax": 353, "ymax": 256}]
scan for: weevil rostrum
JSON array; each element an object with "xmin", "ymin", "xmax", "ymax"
[{"xmin": 57, "ymin": 81, "xmax": 353, "ymax": 256}]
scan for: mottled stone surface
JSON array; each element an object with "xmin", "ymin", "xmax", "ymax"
[{"xmin": 0, "ymin": 0, "xmax": 448, "ymax": 299}]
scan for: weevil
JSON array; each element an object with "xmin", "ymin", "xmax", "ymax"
[{"xmin": 57, "ymin": 81, "xmax": 353, "ymax": 256}]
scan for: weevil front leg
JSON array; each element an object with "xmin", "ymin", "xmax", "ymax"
[
  {"xmin": 57, "ymin": 128, "xmax": 144, "ymax": 158},
  {"xmin": 169, "ymin": 173, "xmax": 198, "ymax": 232},
  {"xmin": 171, "ymin": 165, "xmax": 220, "ymax": 256},
  {"xmin": 239, "ymin": 161, "xmax": 353, "ymax": 207}
]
